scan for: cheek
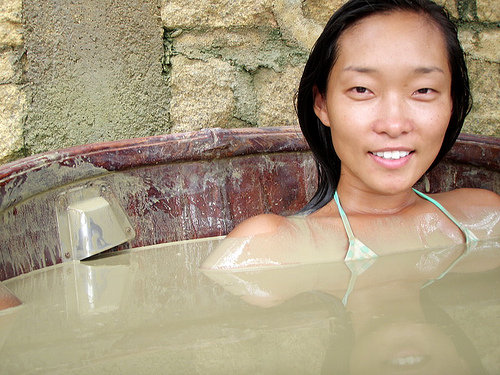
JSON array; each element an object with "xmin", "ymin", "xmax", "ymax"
[
  {"xmin": 430, "ymin": 109, "xmax": 451, "ymax": 140},
  {"xmin": 419, "ymin": 98, "xmax": 452, "ymax": 138},
  {"xmin": 329, "ymin": 104, "xmax": 367, "ymax": 139},
  {"xmin": 330, "ymin": 121, "xmax": 361, "ymax": 153}
]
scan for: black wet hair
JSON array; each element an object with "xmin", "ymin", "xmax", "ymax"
[{"xmin": 296, "ymin": 0, "xmax": 471, "ymax": 214}]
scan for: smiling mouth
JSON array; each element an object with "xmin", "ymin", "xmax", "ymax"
[
  {"xmin": 370, "ymin": 150, "xmax": 413, "ymax": 160},
  {"xmin": 389, "ymin": 355, "xmax": 426, "ymax": 366}
]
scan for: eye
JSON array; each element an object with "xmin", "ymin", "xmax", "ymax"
[
  {"xmin": 353, "ymin": 86, "xmax": 368, "ymax": 94},
  {"xmin": 414, "ymin": 88, "xmax": 434, "ymax": 95},
  {"xmin": 347, "ymin": 86, "xmax": 374, "ymax": 99},
  {"xmin": 412, "ymin": 87, "xmax": 439, "ymax": 101}
]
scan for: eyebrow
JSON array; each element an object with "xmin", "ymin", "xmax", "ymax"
[
  {"xmin": 343, "ymin": 66, "xmax": 376, "ymax": 73},
  {"xmin": 343, "ymin": 66, "xmax": 445, "ymax": 74},
  {"xmin": 413, "ymin": 66, "xmax": 445, "ymax": 74}
]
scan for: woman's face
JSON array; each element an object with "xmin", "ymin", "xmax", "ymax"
[
  {"xmin": 349, "ymin": 321, "xmax": 469, "ymax": 375},
  {"xmin": 314, "ymin": 11, "xmax": 453, "ymax": 195}
]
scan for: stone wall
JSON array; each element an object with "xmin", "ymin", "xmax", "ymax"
[
  {"xmin": 0, "ymin": 0, "xmax": 26, "ymax": 162},
  {"xmin": 0, "ymin": 0, "xmax": 498, "ymax": 164}
]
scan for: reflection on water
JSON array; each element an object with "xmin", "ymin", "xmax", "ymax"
[
  {"xmin": 0, "ymin": 238, "xmax": 499, "ymax": 374},
  {"xmin": 0, "ymin": 282, "xmax": 21, "ymax": 312}
]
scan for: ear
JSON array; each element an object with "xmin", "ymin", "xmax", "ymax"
[{"xmin": 313, "ymin": 86, "xmax": 332, "ymax": 127}]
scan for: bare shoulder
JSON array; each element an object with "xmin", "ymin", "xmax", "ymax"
[
  {"xmin": 436, "ymin": 188, "xmax": 500, "ymax": 208},
  {"xmin": 227, "ymin": 213, "xmax": 290, "ymax": 238},
  {"xmin": 433, "ymin": 188, "xmax": 500, "ymax": 239}
]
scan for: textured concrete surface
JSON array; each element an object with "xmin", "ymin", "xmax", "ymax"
[{"xmin": 22, "ymin": 0, "xmax": 170, "ymax": 155}]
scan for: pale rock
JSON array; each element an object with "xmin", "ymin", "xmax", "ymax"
[
  {"xmin": 0, "ymin": 0, "xmax": 22, "ymax": 23},
  {"xmin": 272, "ymin": 0, "xmax": 323, "ymax": 50},
  {"xmin": 170, "ymin": 56, "xmax": 236, "ymax": 132},
  {"xmin": 0, "ymin": 84, "xmax": 25, "ymax": 162},
  {"xmin": 464, "ymin": 59, "xmax": 500, "ymax": 136},
  {"xmin": 460, "ymin": 28, "xmax": 500, "ymax": 62},
  {"xmin": 0, "ymin": 49, "xmax": 16, "ymax": 83},
  {"xmin": 161, "ymin": 0, "xmax": 276, "ymax": 28},
  {"xmin": 302, "ymin": 0, "xmax": 347, "ymax": 26},
  {"xmin": 173, "ymin": 28, "xmax": 308, "ymax": 73},
  {"xmin": 434, "ymin": 0, "xmax": 459, "ymax": 19},
  {"xmin": 0, "ymin": 21, "xmax": 23, "ymax": 47},
  {"xmin": 0, "ymin": 0, "xmax": 23, "ymax": 47},
  {"xmin": 254, "ymin": 65, "xmax": 302, "ymax": 128},
  {"xmin": 477, "ymin": 0, "xmax": 500, "ymax": 22}
]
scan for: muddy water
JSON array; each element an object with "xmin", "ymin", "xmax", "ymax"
[{"xmin": 0, "ymin": 237, "xmax": 499, "ymax": 374}]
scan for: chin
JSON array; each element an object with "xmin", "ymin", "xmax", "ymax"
[
  {"xmin": 373, "ymin": 183, "xmax": 415, "ymax": 196},
  {"xmin": 372, "ymin": 175, "xmax": 421, "ymax": 195}
]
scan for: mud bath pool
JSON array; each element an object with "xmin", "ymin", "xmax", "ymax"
[
  {"xmin": 1, "ymin": 237, "xmax": 499, "ymax": 374},
  {"xmin": 0, "ymin": 127, "xmax": 498, "ymax": 373}
]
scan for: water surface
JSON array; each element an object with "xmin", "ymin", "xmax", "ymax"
[{"xmin": 1, "ymin": 237, "xmax": 499, "ymax": 374}]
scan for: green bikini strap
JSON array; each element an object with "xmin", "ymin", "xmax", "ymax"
[
  {"xmin": 412, "ymin": 188, "xmax": 479, "ymax": 244},
  {"xmin": 333, "ymin": 190, "xmax": 356, "ymax": 242}
]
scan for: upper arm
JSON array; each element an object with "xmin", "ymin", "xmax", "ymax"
[
  {"xmin": 226, "ymin": 213, "xmax": 288, "ymax": 238},
  {"xmin": 452, "ymin": 188, "xmax": 500, "ymax": 207},
  {"xmin": 201, "ymin": 214, "xmax": 290, "ymax": 270},
  {"xmin": 444, "ymin": 188, "xmax": 500, "ymax": 239},
  {"xmin": 436, "ymin": 188, "xmax": 500, "ymax": 214}
]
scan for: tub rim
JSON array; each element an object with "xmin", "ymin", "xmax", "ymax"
[{"xmin": 0, "ymin": 127, "xmax": 498, "ymax": 212}]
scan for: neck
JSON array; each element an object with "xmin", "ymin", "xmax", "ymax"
[{"xmin": 336, "ymin": 182, "xmax": 418, "ymax": 216}]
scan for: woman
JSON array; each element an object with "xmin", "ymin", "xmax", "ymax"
[{"xmin": 202, "ymin": 0, "xmax": 500, "ymax": 270}]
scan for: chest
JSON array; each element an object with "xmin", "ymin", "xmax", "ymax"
[{"xmin": 302, "ymin": 212, "xmax": 466, "ymax": 256}]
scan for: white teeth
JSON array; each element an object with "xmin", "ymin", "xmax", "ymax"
[
  {"xmin": 374, "ymin": 151, "xmax": 410, "ymax": 160},
  {"xmin": 390, "ymin": 356, "xmax": 424, "ymax": 366}
]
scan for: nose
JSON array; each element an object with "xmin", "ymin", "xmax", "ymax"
[{"xmin": 372, "ymin": 94, "xmax": 414, "ymax": 137}]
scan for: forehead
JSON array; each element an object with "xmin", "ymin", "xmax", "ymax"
[{"xmin": 335, "ymin": 11, "xmax": 449, "ymax": 70}]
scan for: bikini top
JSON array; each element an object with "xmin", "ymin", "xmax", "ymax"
[{"xmin": 334, "ymin": 188, "xmax": 479, "ymax": 305}]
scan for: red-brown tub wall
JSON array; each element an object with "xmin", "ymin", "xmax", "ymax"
[{"xmin": 0, "ymin": 127, "xmax": 498, "ymax": 281}]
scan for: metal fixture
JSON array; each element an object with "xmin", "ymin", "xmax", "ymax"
[{"xmin": 56, "ymin": 181, "xmax": 135, "ymax": 261}]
